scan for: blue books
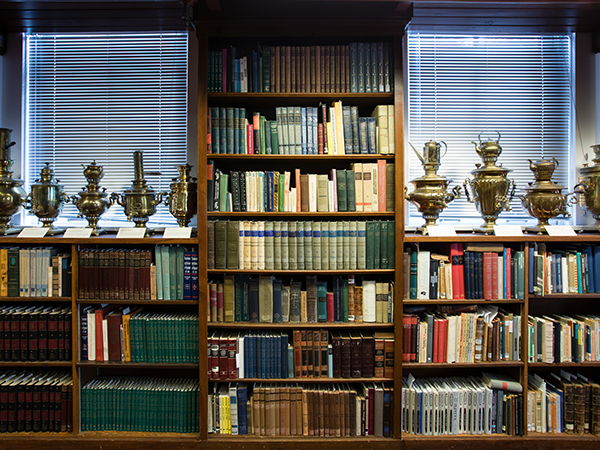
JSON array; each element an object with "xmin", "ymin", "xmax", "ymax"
[
  {"xmin": 237, "ymin": 383, "xmax": 248, "ymax": 435},
  {"xmin": 183, "ymin": 251, "xmax": 192, "ymax": 300}
]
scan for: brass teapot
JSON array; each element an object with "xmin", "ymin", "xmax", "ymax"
[
  {"xmin": 71, "ymin": 161, "xmax": 115, "ymax": 235},
  {"xmin": 520, "ymin": 158, "xmax": 575, "ymax": 233},
  {"xmin": 406, "ymin": 140, "xmax": 460, "ymax": 230},
  {"xmin": 0, "ymin": 128, "xmax": 26, "ymax": 235},
  {"xmin": 464, "ymin": 131, "xmax": 516, "ymax": 234},
  {"xmin": 23, "ymin": 163, "xmax": 69, "ymax": 233},
  {"xmin": 574, "ymin": 144, "xmax": 600, "ymax": 230}
]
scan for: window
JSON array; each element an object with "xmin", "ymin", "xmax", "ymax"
[
  {"xmin": 406, "ymin": 33, "xmax": 572, "ymax": 227},
  {"xmin": 24, "ymin": 32, "xmax": 189, "ymax": 226}
]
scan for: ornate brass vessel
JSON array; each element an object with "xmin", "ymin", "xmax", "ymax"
[
  {"xmin": 574, "ymin": 144, "xmax": 600, "ymax": 230},
  {"xmin": 0, "ymin": 128, "xmax": 26, "ymax": 235},
  {"xmin": 165, "ymin": 164, "xmax": 197, "ymax": 227},
  {"xmin": 71, "ymin": 161, "xmax": 114, "ymax": 235},
  {"xmin": 23, "ymin": 163, "xmax": 69, "ymax": 234},
  {"xmin": 520, "ymin": 158, "xmax": 575, "ymax": 234},
  {"xmin": 405, "ymin": 140, "xmax": 460, "ymax": 230},
  {"xmin": 464, "ymin": 131, "xmax": 516, "ymax": 234},
  {"xmin": 111, "ymin": 151, "xmax": 165, "ymax": 230}
]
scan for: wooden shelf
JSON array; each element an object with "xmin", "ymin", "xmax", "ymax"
[
  {"xmin": 207, "ymin": 154, "xmax": 395, "ymax": 160},
  {"xmin": 208, "ymin": 269, "xmax": 395, "ymax": 275},
  {"xmin": 528, "ymin": 361, "xmax": 600, "ymax": 368},
  {"xmin": 403, "ymin": 299, "xmax": 524, "ymax": 305},
  {"xmin": 0, "ymin": 361, "xmax": 72, "ymax": 367},
  {"xmin": 208, "ymin": 322, "xmax": 394, "ymax": 329},
  {"xmin": 402, "ymin": 361, "xmax": 524, "ymax": 369},
  {"xmin": 77, "ymin": 361, "xmax": 199, "ymax": 369},
  {"xmin": 0, "ymin": 296, "xmax": 71, "ymax": 302},
  {"xmin": 76, "ymin": 299, "xmax": 198, "ymax": 305},
  {"xmin": 405, "ymin": 233, "xmax": 600, "ymax": 243},
  {"xmin": 207, "ymin": 211, "xmax": 395, "ymax": 217},
  {"xmin": 0, "ymin": 234, "xmax": 199, "ymax": 246},
  {"xmin": 207, "ymin": 92, "xmax": 394, "ymax": 108},
  {"xmin": 209, "ymin": 377, "xmax": 393, "ymax": 383},
  {"xmin": 529, "ymin": 294, "xmax": 600, "ymax": 300},
  {"xmin": 77, "ymin": 431, "xmax": 199, "ymax": 440}
]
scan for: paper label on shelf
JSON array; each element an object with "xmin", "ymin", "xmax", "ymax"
[
  {"xmin": 545, "ymin": 225, "xmax": 576, "ymax": 236},
  {"xmin": 163, "ymin": 227, "xmax": 192, "ymax": 239},
  {"xmin": 18, "ymin": 227, "xmax": 49, "ymax": 238},
  {"xmin": 117, "ymin": 228, "xmax": 146, "ymax": 239},
  {"xmin": 493, "ymin": 225, "xmax": 523, "ymax": 236},
  {"xmin": 64, "ymin": 227, "xmax": 93, "ymax": 238},
  {"xmin": 426, "ymin": 225, "xmax": 456, "ymax": 237}
]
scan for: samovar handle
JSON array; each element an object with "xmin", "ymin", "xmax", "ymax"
[
  {"xmin": 440, "ymin": 141, "xmax": 448, "ymax": 159},
  {"xmin": 478, "ymin": 130, "xmax": 501, "ymax": 143},
  {"xmin": 110, "ymin": 192, "xmax": 124, "ymax": 207},
  {"xmin": 463, "ymin": 179, "xmax": 474, "ymax": 203},
  {"xmin": 21, "ymin": 194, "xmax": 32, "ymax": 211}
]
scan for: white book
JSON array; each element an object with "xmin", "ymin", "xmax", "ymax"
[
  {"xmin": 446, "ymin": 315, "xmax": 456, "ymax": 363},
  {"xmin": 87, "ymin": 309, "xmax": 96, "ymax": 361},
  {"xmin": 561, "ymin": 254, "xmax": 569, "ymax": 293},
  {"xmin": 329, "ymin": 106, "xmax": 337, "ymax": 154},
  {"xmin": 238, "ymin": 334, "xmax": 245, "ymax": 378},
  {"xmin": 264, "ymin": 221, "xmax": 274, "ymax": 271},
  {"xmin": 349, "ymin": 221, "xmax": 357, "ymax": 270},
  {"xmin": 290, "ymin": 187, "xmax": 297, "ymax": 212},
  {"xmin": 362, "ymin": 279, "xmax": 376, "ymax": 322},
  {"xmin": 283, "ymin": 171, "xmax": 291, "ymax": 211},
  {"xmin": 327, "ymin": 179, "xmax": 335, "ymax": 212},
  {"xmin": 370, "ymin": 163, "xmax": 378, "ymax": 212},
  {"xmin": 417, "ymin": 250, "xmax": 430, "ymax": 299},
  {"xmin": 257, "ymin": 221, "xmax": 265, "ymax": 270},
  {"xmin": 229, "ymin": 384, "xmax": 239, "ymax": 435},
  {"xmin": 245, "ymin": 172, "xmax": 251, "ymax": 211},
  {"xmin": 309, "ymin": 173, "xmax": 318, "ymax": 212},
  {"xmin": 362, "ymin": 164, "xmax": 373, "ymax": 212},
  {"xmin": 243, "ymin": 221, "xmax": 252, "ymax": 269},
  {"xmin": 497, "ymin": 255, "xmax": 504, "ymax": 299},
  {"xmin": 419, "ymin": 320, "xmax": 428, "ymax": 363},
  {"xmin": 273, "ymin": 221, "xmax": 282, "ymax": 270},
  {"xmin": 102, "ymin": 318, "xmax": 109, "ymax": 361},
  {"xmin": 250, "ymin": 221, "xmax": 259, "ymax": 270},
  {"xmin": 351, "ymin": 163, "xmax": 364, "ymax": 211},
  {"xmin": 47, "ymin": 266, "xmax": 53, "ymax": 297},
  {"xmin": 357, "ymin": 221, "xmax": 367, "ymax": 270},
  {"xmin": 329, "ymin": 222, "xmax": 337, "ymax": 270}
]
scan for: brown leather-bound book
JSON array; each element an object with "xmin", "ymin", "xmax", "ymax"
[
  {"xmin": 474, "ymin": 316, "xmax": 486, "ymax": 362},
  {"xmin": 324, "ymin": 46, "xmax": 331, "ymax": 93},
  {"xmin": 302, "ymin": 387, "xmax": 309, "ymax": 435},
  {"xmin": 218, "ymin": 332, "xmax": 228, "ymax": 379},
  {"xmin": 281, "ymin": 386, "xmax": 290, "ymax": 435},
  {"xmin": 361, "ymin": 332, "xmax": 375, "ymax": 378},
  {"xmin": 307, "ymin": 387, "xmax": 314, "ymax": 436},
  {"xmin": 374, "ymin": 335, "xmax": 385, "ymax": 378},
  {"xmin": 335, "ymin": 45, "xmax": 341, "ymax": 92},
  {"xmin": 338, "ymin": 386, "xmax": 345, "ymax": 436},
  {"xmin": 312, "ymin": 45, "xmax": 320, "ymax": 93},
  {"xmin": 273, "ymin": 386, "xmax": 281, "ymax": 436},
  {"xmin": 354, "ymin": 286, "xmax": 363, "ymax": 323},
  {"xmin": 590, "ymin": 382, "xmax": 600, "ymax": 435},
  {"xmin": 344, "ymin": 386, "xmax": 351, "ymax": 436},
  {"xmin": 268, "ymin": 385, "xmax": 277, "ymax": 436},
  {"xmin": 323, "ymin": 387, "xmax": 330, "ymax": 436},
  {"xmin": 217, "ymin": 283, "xmax": 224, "ymax": 322},
  {"xmin": 375, "ymin": 331, "xmax": 395, "ymax": 379},
  {"xmin": 207, "ymin": 221, "xmax": 215, "ymax": 269},
  {"xmin": 297, "ymin": 46, "xmax": 302, "ymax": 93},
  {"xmin": 300, "ymin": 174, "xmax": 309, "ymax": 212},
  {"xmin": 331, "ymin": 331, "xmax": 342, "ymax": 377},
  {"xmin": 340, "ymin": 45, "xmax": 346, "ymax": 93},
  {"xmin": 289, "ymin": 386, "xmax": 297, "ymax": 435},
  {"xmin": 293, "ymin": 330, "xmax": 302, "ymax": 378},
  {"xmin": 106, "ymin": 308, "xmax": 123, "ymax": 361},
  {"xmin": 312, "ymin": 330, "xmax": 321, "ymax": 377},
  {"xmin": 66, "ymin": 380, "xmax": 73, "ymax": 432},
  {"xmin": 574, "ymin": 380, "xmax": 586, "ymax": 435},
  {"xmin": 77, "ymin": 249, "xmax": 86, "ymax": 299},
  {"xmin": 350, "ymin": 332, "xmax": 362, "ymax": 378},
  {"xmin": 117, "ymin": 249, "xmax": 125, "ymax": 299},
  {"xmin": 285, "ymin": 46, "xmax": 291, "ymax": 92},
  {"xmin": 314, "ymin": 387, "xmax": 320, "ymax": 435},
  {"xmin": 317, "ymin": 387, "xmax": 324, "ymax": 436},
  {"xmin": 349, "ymin": 389, "xmax": 357, "ymax": 436},
  {"xmin": 328, "ymin": 387, "xmax": 335, "ymax": 436},
  {"xmin": 341, "ymin": 332, "xmax": 352, "ymax": 378},
  {"xmin": 272, "ymin": 46, "xmax": 279, "ymax": 93},
  {"xmin": 296, "ymin": 386, "xmax": 303, "ymax": 435},
  {"xmin": 260, "ymin": 385, "xmax": 267, "ymax": 436},
  {"xmin": 253, "ymin": 387, "xmax": 261, "ymax": 435},
  {"xmin": 320, "ymin": 330, "xmax": 329, "ymax": 377},
  {"xmin": 333, "ymin": 388, "xmax": 341, "ymax": 437},
  {"xmin": 344, "ymin": 44, "xmax": 350, "ymax": 93},
  {"xmin": 144, "ymin": 249, "xmax": 152, "ymax": 299},
  {"xmin": 300, "ymin": 46, "xmax": 306, "ymax": 93},
  {"xmin": 300, "ymin": 330, "xmax": 308, "ymax": 377},
  {"xmin": 290, "ymin": 46, "xmax": 296, "ymax": 93}
]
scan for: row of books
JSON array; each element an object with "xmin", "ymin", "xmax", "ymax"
[
  {"xmin": 209, "ymin": 330, "xmax": 394, "ymax": 380},
  {"xmin": 81, "ymin": 305, "xmax": 198, "ymax": 363},
  {"xmin": 78, "ymin": 246, "xmax": 199, "ymax": 301},
  {"xmin": 529, "ymin": 243, "xmax": 600, "ymax": 295},
  {"xmin": 209, "ymin": 220, "xmax": 395, "ymax": 271},
  {"xmin": 0, "ymin": 370, "xmax": 72, "ymax": 434},
  {"xmin": 208, "ymin": 382, "xmax": 393, "ymax": 437},
  {"xmin": 209, "ymin": 275, "xmax": 394, "ymax": 324},
  {"xmin": 405, "ymin": 243, "xmax": 525, "ymax": 300},
  {"xmin": 528, "ymin": 314, "xmax": 600, "ymax": 364},
  {"xmin": 528, "ymin": 371, "xmax": 600, "ymax": 435},
  {"xmin": 80, "ymin": 376, "xmax": 199, "ymax": 433},
  {"xmin": 210, "ymin": 163, "xmax": 394, "ymax": 215},
  {"xmin": 401, "ymin": 372, "xmax": 524, "ymax": 436},
  {"xmin": 207, "ymin": 42, "xmax": 393, "ymax": 94},
  {"xmin": 208, "ymin": 103, "xmax": 394, "ymax": 156},
  {"xmin": 0, "ymin": 305, "xmax": 71, "ymax": 362},
  {"xmin": 0, "ymin": 247, "xmax": 71, "ymax": 298},
  {"xmin": 402, "ymin": 306, "xmax": 522, "ymax": 364}
]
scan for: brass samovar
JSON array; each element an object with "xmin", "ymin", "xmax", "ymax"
[
  {"xmin": 0, "ymin": 128, "xmax": 26, "ymax": 235},
  {"xmin": 520, "ymin": 158, "xmax": 575, "ymax": 234},
  {"xmin": 111, "ymin": 151, "xmax": 165, "ymax": 230},
  {"xmin": 71, "ymin": 161, "xmax": 114, "ymax": 235},
  {"xmin": 575, "ymin": 144, "xmax": 600, "ymax": 230},
  {"xmin": 165, "ymin": 164, "xmax": 197, "ymax": 227},
  {"xmin": 464, "ymin": 131, "xmax": 516, "ymax": 234},
  {"xmin": 23, "ymin": 163, "xmax": 69, "ymax": 234},
  {"xmin": 405, "ymin": 140, "xmax": 460, "ymax": 231}
]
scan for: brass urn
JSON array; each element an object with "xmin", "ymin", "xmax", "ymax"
[
  {"xmin": 23, "ymin": 163, "xmax": 69, "ymax": 233},
  {"xmin": 0, "ymin": 128, "xmax": 26, "ymax": 235},
  {"xmin": 405, "ymin": 140, "xmax": 460, "ymax": 230},
  {"xmin": 520, "ymin": 158, "xmax": 575, "ymax": 234},
  {"xmin": 71, "ymin": 161, "xmax": 115, "ymax": 235},
  {"xmin": 464, "ymin": 131, "xmax": 516, "ymax": 234},
  {"xmin": 574, "ymin": 144, "xmax": 600, "ymax": 230},
  {"xmin": 166, "ymin": 164, "xmax": 197, "ymax": 227},
  {"xmin": 111, "ymin": 151, "xmax": 165, "ymax": 230}
]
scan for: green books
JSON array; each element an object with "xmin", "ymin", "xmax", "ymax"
[
  {"xmin": 373, "ymin": 220, "xmax": 381, "ymax": 269},
  {"xmin": 289, "ymin": 280, "xmax": 302, "ymax": 323},
  {"xmin": 346, "ymin": 169, "xmax": 356, "ymax": 211},
  {"xmin": 317, "ymin": 281, "xmax": 328, "ymax": 322},
  {"xmin": 387, "ymin": 220, "xmax": 395, "ymax": 268},
  {"xmin": 219, "ymin": 173, "xmax": 229, "ymax": 211},
  {"xmin": 226, "ymin": 221, "xmax": 239, "ymax": 270},
  {"xmin": 380, "ymin": 221, "xmax": 389, "ymax": 269},
  {"xmin": 215, "ymin": 221, "xmax": 228, "ymax": 270},
  {"xmin": 258, "ymin": 275, "xmax": 273, "ymax": 323},
  {"xmin": 366, "ymin": 221, "xmax": 375, "ymax": 269},
  {"xmin": 169, "ymin": 245, "xmax": 177, "ymax": 300},
  {"xmin": 342, "ymin": 277, "xmax": 349, "ymax": 322},
  {"xmin": 337, "ymin": 169, "xmax": 347, "ymax": 211},
  {"xmin": 223, "ymin": 275, "xmax": 235, "ymax": 322},
  {"xmin": 226, "ymin": 107, "xmax": 234, "ymax": 153}
]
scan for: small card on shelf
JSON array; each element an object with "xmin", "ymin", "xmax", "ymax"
[
  {"xmin": 18, "ymin": 227, "xmax": 49, "ymax": 238},
  {"xmin": 117, "ymin": 227, "xmax": 146, "ymax": 238},
  {"xmin": 426, "ymin": 225, "xmax": 456, "ymax": 237},
  {"xmin": 545, "ymin": 225, "xmax": 576, "ymax": 236},
  {"xmin": 493, "ymin": 225, "xmax": 523, "ymax": 236},
  {"xmin": 163, "ymin": 227, "xmax": 192, "ymax": 239},
  {"xmin": 64, "ymin": 227, "xmax": 93, "ymax": 238}
]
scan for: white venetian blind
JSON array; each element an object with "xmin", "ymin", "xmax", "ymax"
[
  {"xmin": 24, "ymin": 32, "xmax": 188, "ymax": 226},
  {"xmin": 407, "ymin": 33, "xmax": 572, "ymax": 226}
]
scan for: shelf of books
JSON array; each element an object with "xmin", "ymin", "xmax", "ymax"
[{"xmin": 197, "ymin": 17, "xmax": 405, "ymax": 446}]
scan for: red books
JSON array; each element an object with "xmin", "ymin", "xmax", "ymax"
[
  {"xmin": 218, "ymin": 333, "xmax": 228, "ymax": 379},
  {"xmin": 402, "ymin": 315, "xmax": 411, "ymax": 363},
  {"xmin": 491, "ymin": 253, "xmax": 499, "ymax": 299},
  {"xmin": 440, "ymin": 317, "xmax": 448, "ymax": 363},
  {"xmin": 295, "ymin": 168, "xmax": 302, "ymax": 212},
  {"xmin": 433, "ymin": 317, "xmax": 441, "ymax": 363},
  {"xmin": 95, "ymin": 304, "xmax": 118, "ymax": 361},
  {"xmin": 483, "ymin": 252, "xmax": 493, "ymax": 300},
  {"xmin": 410, "ymin": 315, "xmax": 418, "ymax": 362},
  {"xmin": 326, "ymin": 292, "xmax": 334, "ymax": 322},
  {"xmin": 505, "ymin": 247, "xmax": 512, "ymax": 299},
  {"xmin": 450, "ymin": 243, "xmax": 465, "ymax": 299},
  {"xmin": 377, "ymin": 159, "xmax": 386, "ymax": 211}
]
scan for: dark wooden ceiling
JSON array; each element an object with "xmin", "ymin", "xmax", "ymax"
[{"xmin": 0, "ymin": 0, "xmax": 599, "ymax": 34}]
